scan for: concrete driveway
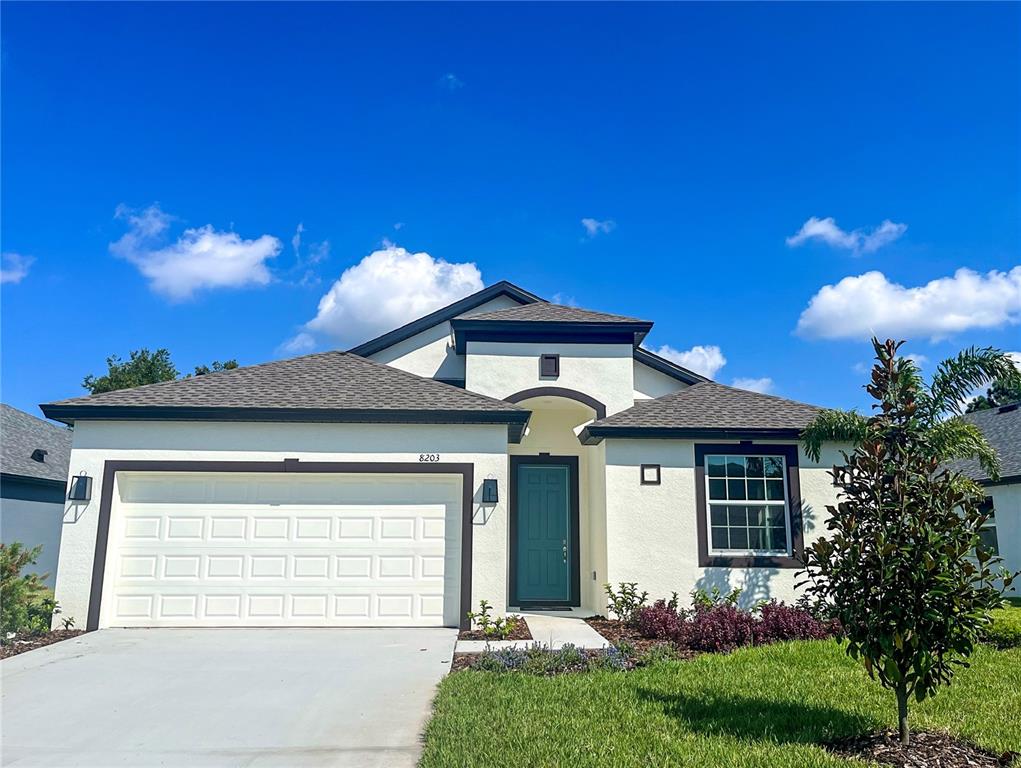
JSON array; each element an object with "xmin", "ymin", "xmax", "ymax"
[{"xmin": 1, "ymin": 628, "xmax": 457, "ymax": 768}]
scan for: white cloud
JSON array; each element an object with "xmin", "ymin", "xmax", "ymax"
[
  {"xmin": 786, "ymin": 216, "xmax": 907, "ymax": 255},
  {"xmin": 552, "ymin": 292, "xmax": 578, "ymax": 307},
  {"xmin": 732, "ymin": 377, "xmax": 774, "ymax": 394},
  {"xmin": 110, "ymin": 204, "xmax": 281, "ymax": 301},
  {"xmin": 0, "ymin": 252, "xmax": 34, "ymax": 284},
  {"xmin": 278, "ymin": 331, "xmax": 316, "ymax": 355},
  {"xmin": 292, "ymin": 223, "xmax": 304, "ymax": 256},
  {"xmin": 438, "ymin": 73, "xmax": 464, "ymax": 91},
  {"xmin": 581, "ymin": 218, "xmax": 616, "ymax": 238},
  {"xmin": 796, "ymin": 267, "xmax": 1021, "ymax": 341},
  {"xmin": 905, "ymin": 353, "xmax": 929, "ymax": 367},
  {"xmin": 652, "ymin": 344, "xmax": 727, "ymax": 379},
  {"xmin": 300, "ymin": 243, "xmax": 483, "ymax": 346}
]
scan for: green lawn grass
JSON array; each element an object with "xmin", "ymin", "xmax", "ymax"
[{"xmin": 421, "ymin": 641, "xmax": 1021, "ymax": 768}]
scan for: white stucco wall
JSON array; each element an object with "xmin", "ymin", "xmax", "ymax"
[
  {"xmin": 633, "ymin": 360, "xmax": 688, "ymax": 400},
  {"xmin": 987, "ymin": 482, "xmax": 1021, "ymax": 594},
  {"xmin": 602, "ymin": 438, "xmax": 844, "ymax": 608},
  {"xmin": 368, "ymin": 295, "xmax": 521, "ymax": 380},
  {"xmin": 54, "ymin": 420, "xmax": 512, "ymax": 626},
  {"xmin": 466, "ymin": 341, "xmax": 636, "ymax": 416}
]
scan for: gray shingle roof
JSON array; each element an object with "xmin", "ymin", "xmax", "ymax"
[
  {"xmin": 1, "ymin": 404, "xmax": 72, "ymax": 483},
  {"xmin": 580, "ymin": 381, "xmax": 822, "ymax": 443},
  {"xmin": 947, "ymin": 403, "xmax": 1021, "ymax": 483},
  {"xmin": 465, "ymin": 302, "xmax": 649, "ymax": 325},
  {"xmin": 40, "ymin": 352, "xmax": 529, "ymax": 428}
]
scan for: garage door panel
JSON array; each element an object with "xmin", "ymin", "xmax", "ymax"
[{"xmin": 105, "ymin": 472, "xmax": 462, "ymax": 628}]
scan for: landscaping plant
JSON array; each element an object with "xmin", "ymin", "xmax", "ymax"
[
  {"xmin": 0, "ymin": 542, "xmax": 58, "ymax": 641},
  {"xmin": 603, "ymin": 582, "xmax": 648, "ymax": 624},
  {"xmin": 799, "ymin": 338, "xmax": 1019, "ymax": 745},
  {"xmin": 466, "ymin": 599, "xmax": 519, "ymax": 640}
]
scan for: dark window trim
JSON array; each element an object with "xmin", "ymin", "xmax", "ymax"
[
  {"xmin": 86, "ymin": 460, "xmax": 476, "ymax": 632},
  {"xmin": 508, "ymin": 455, "xmax": 581, "ymax": 609},
  {"xmin": 347, "ymin": 281, "xmax": 543, "ymax": 357},
  {"xmin": 540, "ymin": 353, "xmax": 560, "ymax": 378},
  {"xmin": 693, "ymin": 443, "xmax": 804, "ymax": 569},
  {"xmin": 504, "ymin": 387, "xmax": 607, "ymax": 420},
  {"xmin": 640, "ymin": 464, "xmax": 661, "ymax": 485}
]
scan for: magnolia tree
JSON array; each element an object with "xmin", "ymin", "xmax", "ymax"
[{"xmin": 800, "ymin": 338, "xmax": 1019, "ymax": 746}]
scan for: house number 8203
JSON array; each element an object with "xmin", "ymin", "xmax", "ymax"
[{"xmin": 419, "ymin": 453, "xmax": 440, "ymax": 462}]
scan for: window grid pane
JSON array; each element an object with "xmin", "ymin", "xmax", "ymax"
[{"xmin": 706, "ymin": 453, "xmax": 790, "ymax": 554}]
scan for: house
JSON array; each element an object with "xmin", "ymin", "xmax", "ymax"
[
  {"xmin": 949, "ymin": 402, "xmax": 1021, "ymax": 586},
  {"xmin": 41, "ymin": 281, "xmax": 847, "ymax": 631},
  {"xmin": 1, "ymin": 404, "xmax": 73, "ymax": 588}
]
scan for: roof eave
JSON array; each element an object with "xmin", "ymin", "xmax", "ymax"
[
  {"xmin": 633, "ymin": 347, "xmax": 709, "ymax": 385},
  {"xmin": 347, "ymin": 281, "xmax": 543, "ymax": 358},
  {"xmin": 578, "ymin": 426, "xmax": 805, "ymax": 446},
  {"xmin": 39, "ymin": 404, "xmax": 532, "ymax": 442},
  {"xmin": 451, "ymin": 319, "xmax": 655, "ymax": 354}
]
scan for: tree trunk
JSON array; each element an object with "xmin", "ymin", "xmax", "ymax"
[{"xmin": 896, "ymin": 686, "xmax": 910, "ymax": 746}]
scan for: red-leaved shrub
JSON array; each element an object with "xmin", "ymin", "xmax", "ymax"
[
  {"xmin": 635, "ymin": 599, "xmax": 685, "ymax": 642},
  {"xmin": 686, "ymin": 604, "xmax": 756, "ymax": 652},
  {"xmin": 754, "ymin": 600, "xmax": 839, "ymax": 644}
]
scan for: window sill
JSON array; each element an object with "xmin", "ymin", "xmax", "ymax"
[{"xmin": 699, "ymin": 552, "xmax": 802, "ymax": 569}]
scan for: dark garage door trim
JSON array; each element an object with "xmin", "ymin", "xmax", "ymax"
[{"xmin": 87, "ymin": 459, "xmax": 476, "ymax": 632}]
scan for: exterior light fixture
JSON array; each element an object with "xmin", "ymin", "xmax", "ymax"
[
  {"xmin": 482, "ymin": 478, "xmax": 499, "ymax": 504},
  {"xmin": 68, "ymin": 472, "xmax": 93, "ymax": 502}
]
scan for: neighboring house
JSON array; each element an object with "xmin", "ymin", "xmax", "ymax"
[
  {"xmin": 949, "ymin": 402, "xmax": 1021, "ymax": 586},
  {"xmin": 1, "ymin": 404, "xmax": 72, "ymax": 588},
  {"xmin": 42, "ymin": 281, "xmax": 849, "ymax": 631}
]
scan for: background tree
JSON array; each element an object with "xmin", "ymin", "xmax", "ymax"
[
  {"xmin": 82, "ymin": 348, "xmax": 178, "ymax": 394},
  {"xmin": 83, "ymin": 351, "xmax": 240, "ymax": 394},
  {"xmin": 192, "ymin": 360, "xmax": 239, "ymax": 376},
  {"xmin": 800, "ymin": 339, "xmax": 1017, "ymax": 746},
  {"xmin": 965, "ymin": 374, "xmax": 1021, "ymax": 413}
]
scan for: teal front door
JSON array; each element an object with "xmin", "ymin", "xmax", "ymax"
[{"xmin": 515, "ymin": 463, "xmax": 572, "ymax": 604}]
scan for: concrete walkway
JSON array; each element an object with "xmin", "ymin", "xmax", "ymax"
[
  {"xmin": 1, "ymin": 627, "xmax": 456, "ymax": 768},
  {"xmin": 455, "ymin": 612, "xmax": 609, "ymax": 652}
]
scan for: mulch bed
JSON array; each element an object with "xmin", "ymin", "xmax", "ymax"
[
  {"xmin": 0, "ymin": 630, "xmax": 86, "ymax": 660},
  {"xmin": 826, "ymin": 730, "xmax": 1017, "ymax": 768},
  {"xmin": 584, "ymin": 615, "xmax": 693, "ymax": 657},
  {"xmin": 457, "ymin": 616, "xmax": 532, "ymax": 642}
]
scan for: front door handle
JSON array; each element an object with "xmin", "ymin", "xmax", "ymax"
[{"xmin": 562, "ymin": 540, "xmax": 568, "ymax": 563}]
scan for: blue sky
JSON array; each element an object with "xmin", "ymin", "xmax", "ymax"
[{"xmin": 2, "ymin": 2, "xmax": 1019, "ymax": 418}]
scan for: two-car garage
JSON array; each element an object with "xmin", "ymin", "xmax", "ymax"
[{"xmin": 97, "ymin": 467, "xmax": 467, "ymax": 629}]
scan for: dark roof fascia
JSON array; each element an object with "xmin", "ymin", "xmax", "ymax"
[
  {"xmin": 633, "ymin": 347, "xmax": 709, "ymax": 385},
  {"xmin": 451, "ymin": 319, "xmax": 653, "ymax": 354},
  {"xmin": 0, "ymin": 473, "xmax": 66, "ymax": 503},
  {"xmin": 978, "ymin": 473, "xmax": 1021, "ymax": 488},
  {"xmin": 39, "ymin": 405, "xmax": 532, "ymax": 443},
  {"xmin": 347, "ymin": 281, "xmax": 543, "ymax": 358},
  {"xmin": 578, "ymin": 426, "xmax": 804, "ymax": 446}
]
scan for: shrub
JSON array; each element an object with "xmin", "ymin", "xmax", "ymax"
[
  {"xmin": 690, "ymin": 586, "xmax": 742, "ymax": 611},
  {"xmin": 636, "ymin": 643, "xmax": 681, "ymax": 666},
  {"xmin": 465, "ymin": 599, "xmax": 520, "ymax": 640},
  {"xmin": 687, "ymin": 604, "xmax": 756, "ymax": 653},
  {"xmin": 590, "ymin": 645, "xmax": 628, "ymax": 671},
  {"xmin": 754, "ymin": 600, "xmax": 838, "ymax": 644},
  {"xmin": 635, "ymin": 599, "xmax": 685, "ymax": 642},
  {"xmin": 983, "ymin": 605, "xmax": 1021, "ymax": 649},
  {"xmin": 1, "ymin": 542, "xmax": 58, "ymax": 641},
  {"xmin": 604, "ymin": 582, "xmax": 648, "ymax": 625}
]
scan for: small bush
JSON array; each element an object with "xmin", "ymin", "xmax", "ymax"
[
  {"xmin": 604, "ymin": 582, "xmax": 648, "ymax": 625},
  {"xmin": 636, "ymin": 643, "xmax": 681, "ymax": 666},
  {"xmin": 1, "ymin": 542, "xmax": 59, "ymax": 642},
  {"xmin": 635, "ymin": 599, "xmax": 685, "ymax": 642},
  {"xmin": 690, "ymin": 586, "xmax": 742, "ymax": 611},
  {"xmin": 983, "ymin": 605, "xmax": 1021, "ymax": 649},
  {"xmin": 687, "ymin": 604, "xmax": 756, "ymax": 653},
  {"xmin": 465, "ymin": 599, "xmax": 520, "ymax": 640},
  {"xmin": 754, "ymin": 600, "xmax": 838, "ymax": 644},
  {"xmin": 590, "ymin": 645, "xmax": 628, "ymax": 671}
]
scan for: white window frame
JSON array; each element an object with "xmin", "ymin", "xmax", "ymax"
[{"xmin": 704, "ymin": 453, "xmax": 793, "ymax": 558}]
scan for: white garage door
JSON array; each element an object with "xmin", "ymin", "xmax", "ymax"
[{"xmin": 102, "ymin": 472, "xmax": 462, "ymax": 628}]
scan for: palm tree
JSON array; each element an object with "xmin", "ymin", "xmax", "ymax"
[{"xmin": 801, "ymin": 338, "xmax": 1021, "ymax": 481}]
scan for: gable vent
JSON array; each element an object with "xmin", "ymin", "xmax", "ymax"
[{"xmin": 30, "ymin": 449, "xmax": 47, "ymax": 463}]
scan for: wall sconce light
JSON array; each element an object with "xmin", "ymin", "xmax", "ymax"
[
  {"xmin": 482, "ymin": 478, "xmax": 499, "ymax": 504},
  {"xmin": 68, "ymin": 472, "xmax": 93, "ymax": 502}
]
